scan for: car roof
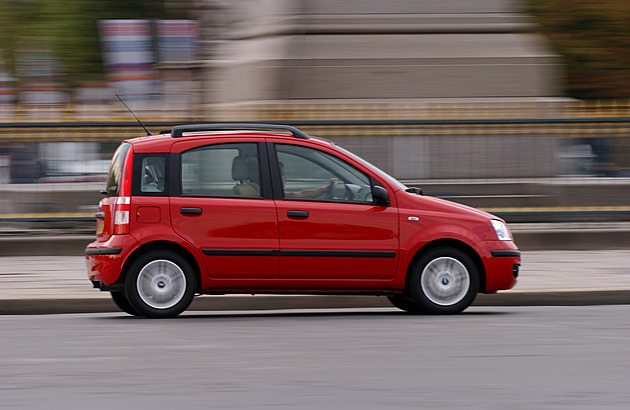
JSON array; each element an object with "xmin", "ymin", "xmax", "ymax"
[
  {"xmin": 125, "ymin": 124, "xmax": 327, "ymax": 153},
  {"xmin": 170, "ymin": 123, "xmax": 310, "ymax": 139}
]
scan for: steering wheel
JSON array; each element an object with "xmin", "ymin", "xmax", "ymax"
[{"xmin": 326, "ymin": 179, "xmax": 339, "ymax": 199}]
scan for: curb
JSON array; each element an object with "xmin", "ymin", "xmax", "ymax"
[{"xmin": 1, "ymin": 291, "xmax": 628, "ymax": 315}]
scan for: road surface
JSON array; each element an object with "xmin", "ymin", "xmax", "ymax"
[{"xmin": 1, "ymin": 305, "xmax": 629, "ymax": 409}]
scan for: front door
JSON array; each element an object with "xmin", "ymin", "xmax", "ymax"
[{"xmin": 273, "ymin": 143, "xmax": 399, "ymax": 281}]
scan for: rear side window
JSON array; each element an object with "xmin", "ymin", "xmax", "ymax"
[
  {"xmin": 105, "ymin": 143, "xmax": 131, "ymax": 197},
  {"xmin": 181, "ymin": 143, "xmax": 260, "ymax": 197}
]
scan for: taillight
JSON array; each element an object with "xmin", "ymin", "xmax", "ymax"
[
  {"xmin": 114, "ymin": 196, "xmax": 130, "ymax": 235},
  {"xmin": 113, "ymin": 146, "xmax": 134, "ymax": 235}
]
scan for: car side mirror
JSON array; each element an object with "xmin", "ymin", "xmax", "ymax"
[{"xmin": 372, "ymin": 186, "xmax": 390, "ymax": 207}]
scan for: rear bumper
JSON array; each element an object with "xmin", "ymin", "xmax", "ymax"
[{"xmin": 85, "ymin": 235, "xmax": 139, "ymax": 285}]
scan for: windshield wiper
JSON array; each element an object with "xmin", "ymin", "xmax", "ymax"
[{"xmin": 405, "ymin": 187, "xmax": 423, "ymax": 195}]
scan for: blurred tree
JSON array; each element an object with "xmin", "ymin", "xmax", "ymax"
[
  {"xmin": 529, "ymin": 0, "xmax": 630, "ymax": 99},
  {"xmin": 0, "ymin": 1, "xmax": 37, "ymax": 74},
  {"xmin": 0, "ymin": 0, "xmax": 186, "ymax": 89}
]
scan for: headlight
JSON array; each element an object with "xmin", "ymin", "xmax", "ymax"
[{"xmin": 491, "ymin": 220, "xmax": 512, "ymax": 241}]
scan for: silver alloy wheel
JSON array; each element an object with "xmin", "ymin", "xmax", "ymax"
[
  {"xmin": 136, "ymin": 259, "xmax": 187, "ymax": 310},
  {"xmin": 420, "ymin": 256, "xmax": 470, "ymax": 306}
]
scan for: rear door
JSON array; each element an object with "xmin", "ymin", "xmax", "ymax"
[
  {"xmin": 271, "ymin": 142, "xmax": 399, "ymax": 281},
  {"xmin": 170, "ymin": 139, "xmax": 279, "ymax": 279}
]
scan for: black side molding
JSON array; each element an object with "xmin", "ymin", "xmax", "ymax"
[
  {"xmin": 201, "ymin": 249, "xmax": 396, "ymax": 258},
  {"xmin": 282, "ymin": 250, "xmax": 396, "ymax": 258},
  {"xmin": 85, "ymin": 248, "xmax": 123, "ymax": 256},
  {"xmin": 203, "ymin": 249, "xmax": 280, "ymax": 257},
  {"xmin": 491, "ymin": 250, "xmax": 521, "ymax": 258}
]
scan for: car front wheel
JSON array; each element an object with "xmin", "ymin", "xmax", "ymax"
[
  {"xmin": 110, "ymin": 291, "xmax": 140, "ymax": 316},
  {"xmin": 387, "ymin": 295, "xmax": 423, "ymax": 313},
  {"xmin": 408, "ymin": 247, "xmax": 479, "ymax": 314},
  {"xmin": 125, "ymin": 250, "xmax": 196, "ymax": 318}
]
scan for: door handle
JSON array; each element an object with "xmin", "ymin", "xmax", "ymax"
[
  {"xmin": 287, "ymin": 210, "xmax": 309, "ymax": 218},
  {"xmin": 180, "ymin": 207, "xmax": 202, "ymax": 215}
]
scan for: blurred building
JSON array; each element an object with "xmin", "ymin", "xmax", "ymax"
[
  {"xmin": 191, "ymin": 0, "xmax": 566, "ymax": 119},
  {"xmin": 171, "ymin": 0, "xmax": 571, "ymax": 179}
]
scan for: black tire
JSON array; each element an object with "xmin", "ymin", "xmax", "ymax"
[
  {"xmin": 387, "ymin": 295, "xmax": 424, "ymax": 313},
  {"xmin": 110, "ymin": 291, "xmax": 141, "ymax": 316},
  {"xmin": 124, "ymin": 250, "xmax": 196, "ymax": 318},
  {"xmin": 408, "ymin": 247, "xmax": 479, "ymax": 314}
]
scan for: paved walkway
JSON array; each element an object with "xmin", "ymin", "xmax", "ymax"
[
  {"xmin": 0, "ymin": 256, "xmax": 106, "ymax": 300},
  {"xmin": 514, "ymin": 250, "xmax": 630, "ymax": 292}
]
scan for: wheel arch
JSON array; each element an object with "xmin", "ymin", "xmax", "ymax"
[
  {"xmin": 119, "ymin": 240, "xmax": 203, "ymax": 293},
  {"xmin": 407, "ymin": 239, "xmax": 486, "ymax": 294}
]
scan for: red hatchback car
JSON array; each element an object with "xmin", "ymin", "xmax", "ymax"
[{"xmin": 86, "ymin": 123, "xmax": 520, "ymax": 318}]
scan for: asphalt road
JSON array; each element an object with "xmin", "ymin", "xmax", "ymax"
[{"xmin": 1, "ymin": 305, "xmax": 629, "ymax": 409}]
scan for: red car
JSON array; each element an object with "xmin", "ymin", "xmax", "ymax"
[{"xmin": 86, "ymin": 123, "xmax": 520, "ymax": 318}]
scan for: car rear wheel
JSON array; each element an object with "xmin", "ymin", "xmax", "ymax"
[
  {"xmin": 408, "ymin": 247, "xmax": 479, "ymax": 314},
  {"xmin": 110, "ymin": 291, "xmax": 141, "ymax": 316},
  {"xmin": 125, "ymin": 250, "xmax": 196, "ymax": 318}
]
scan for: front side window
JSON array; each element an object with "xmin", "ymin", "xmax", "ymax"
[
  {"xmin": 181, "ymin": 143, "xmax": 261, "ymax": 197},
  {"xmin": 276, "ymin": 144, "xmax": 373, "ymax": 203}
]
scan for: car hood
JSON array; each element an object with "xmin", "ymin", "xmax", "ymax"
[{"xmin": 399, "ymin": 191, "xmax": 498, "ymax": 221}]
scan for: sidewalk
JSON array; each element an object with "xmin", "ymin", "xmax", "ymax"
[{"xmin": 1, "ymin": 250, "xmax": 629, "ymax": 315}]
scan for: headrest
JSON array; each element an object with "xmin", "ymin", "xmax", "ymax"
[
  {"xmin": 232, "ymin": 156, "xmax": 258, "ymax": 181},
  {"xmin": 232, "ymin": 156, "xmax": 247, "ymax": 181}
]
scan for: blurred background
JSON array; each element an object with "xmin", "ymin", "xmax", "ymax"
[{"xmin": 0, "ymin": 0, "xmax": 629, "ymax": 233}]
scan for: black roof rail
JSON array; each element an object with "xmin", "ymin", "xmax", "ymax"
[{"xmin": 170, "ymin": 123, "xmax": 310, "ymax": 139}]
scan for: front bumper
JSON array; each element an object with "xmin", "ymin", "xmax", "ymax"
[{"xmin": 480, "ymin": 241, "xmax": 521, "ymax": 292}]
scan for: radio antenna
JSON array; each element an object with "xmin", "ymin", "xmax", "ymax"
[{"xmin": 114, "ymin": 93, "xmax": 153, "ymax": 136}]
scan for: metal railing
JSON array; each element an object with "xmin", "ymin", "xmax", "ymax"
[
  {"xmin": 3, "ymin": 98, "xmax": 630, "ymax": 122},
  {"xmin": 1, "ymin": 117, "xmax": 629, "ymax": 230}
]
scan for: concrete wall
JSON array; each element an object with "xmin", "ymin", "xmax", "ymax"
[
  {"xmin": 328, "ymin": 133, "xmax": 558, "ymax": 180},
  {"xmin": 203, "ymin": 0, "xmax": 563, "ymax": 104},
  {"xmin": 190, "ymin": 0, "xmax": 566, "ymax": 180},
  {"xmin": 303, "ymin": 0, "xmax": 522, "ymax": 14},
  {"xmin": 279, "ymin": 34, "xmax": 559, "ymax": 100}
]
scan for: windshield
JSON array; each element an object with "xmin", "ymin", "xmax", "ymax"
[{"xmin": 333, "ymin": 144, "xmax": 407, "ymax": 191}]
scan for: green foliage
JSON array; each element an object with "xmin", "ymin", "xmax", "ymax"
[
  {"xmin": 0, "ymin": 0, "xmax": 184, "ymax": 87},
  {"xmin": 528, "ymin": 0, "xmax": 630, "ymax": 99}
]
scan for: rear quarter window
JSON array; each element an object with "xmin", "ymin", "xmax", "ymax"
[
  {"xmin": 132, "ymin": 154, "xmax": 168, "ymax": 196},
  {"xmin": 140, "ymin": 157, "xmax": 166, "ymax": 193}
]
